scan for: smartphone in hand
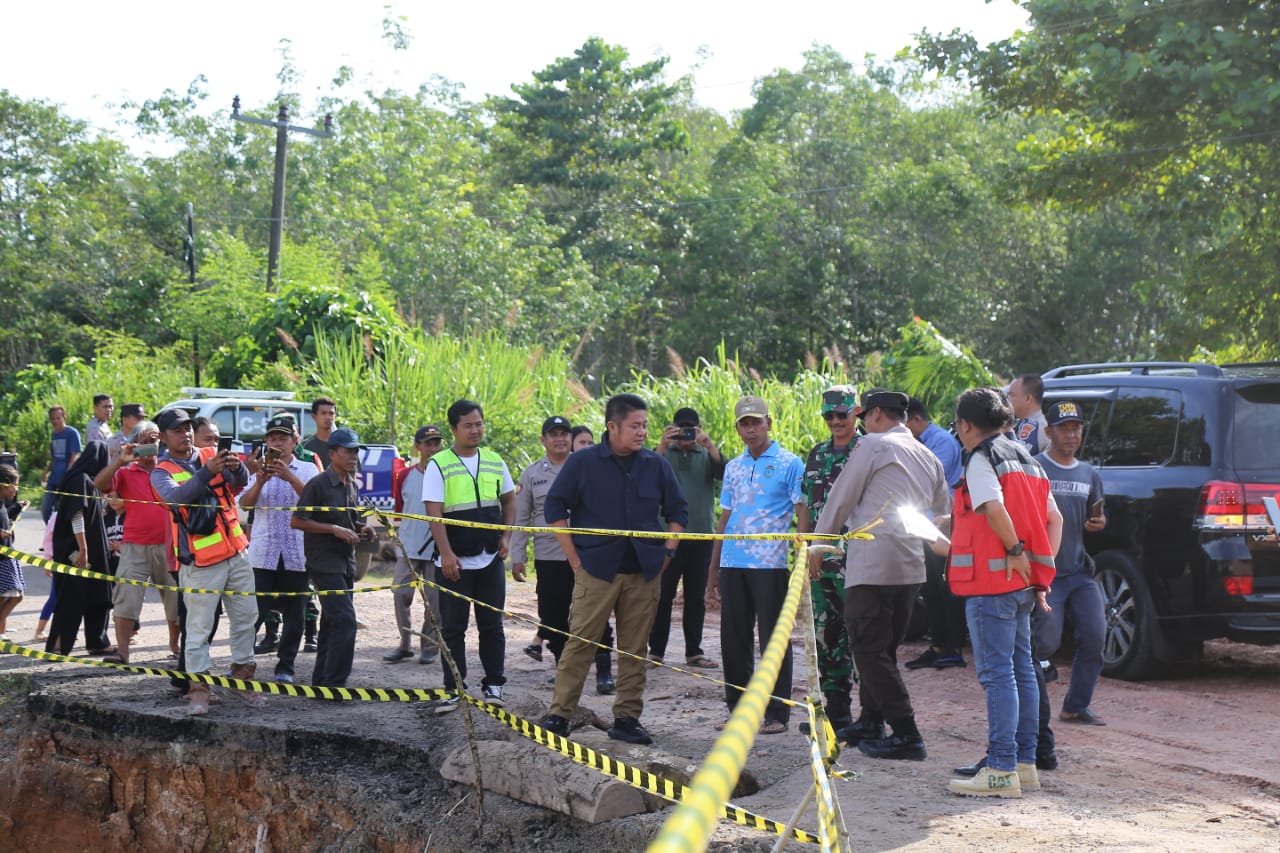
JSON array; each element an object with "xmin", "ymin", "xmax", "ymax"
[{"xmin": 217, "ymin": 436, "xmax": 235, "ymax": 454}]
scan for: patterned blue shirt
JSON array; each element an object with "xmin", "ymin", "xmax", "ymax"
[{"xmin": 719, "ymin": 440, "xmax": 804, "ymax": 569}]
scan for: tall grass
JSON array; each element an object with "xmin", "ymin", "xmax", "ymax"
[{"xmin": 308, "ymin": 328, "xmax": 593, "ymax": 468}]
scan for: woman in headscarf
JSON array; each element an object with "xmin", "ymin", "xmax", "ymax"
[{"xmin": 46, "ymin": 441, "xmax": 115, "ymax": 656}]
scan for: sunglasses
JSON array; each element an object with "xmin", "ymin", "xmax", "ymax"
[{"xmin": 822, "ymin": 411, "xmax": 849, "ymax": 421}]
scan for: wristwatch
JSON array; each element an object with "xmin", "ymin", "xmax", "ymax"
[{"xmin": 1005, "ymin": 540, "xmax": 1026, "ymax": 557}]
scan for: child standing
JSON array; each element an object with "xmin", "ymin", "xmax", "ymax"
[{"xmin": 0, "ymin": 465, "xmax": 27, "ymax": 640}]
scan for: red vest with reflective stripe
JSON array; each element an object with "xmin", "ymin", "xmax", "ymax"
[
  {"xmin": 948, "ymin": 434, "xmax": 1056, "ymax": 596},
  {"xmin": 157, "ymin": 446, "xmax": 248, "ymax": 567}
]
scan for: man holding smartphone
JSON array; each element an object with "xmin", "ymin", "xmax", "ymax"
[
  {"xmin": 1033, "ymin": 401, "xmax": 1108, "ymax": 731},
  {"xmin": 150, "ymin": 408, "xmax": 258, "ymax": 715}
]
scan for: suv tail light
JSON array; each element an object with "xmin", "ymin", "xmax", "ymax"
[{"xmin": 1196, "ymin": 480, "xmax": 1280, "ymax": 530}]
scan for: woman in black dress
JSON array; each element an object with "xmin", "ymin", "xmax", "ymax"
[{"xmin": 46, "ymin": 442, "xmax": 115, "ymax": 656}]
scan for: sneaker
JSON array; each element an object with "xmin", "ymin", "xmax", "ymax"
[
  {"xmin": 608, "ymin": 716, "xmax": 653, "ymax": 745},
  {"xmin": 540, "ymin": 714, "xmax": 570, "ymax": 738},
  {"xmin": 857, "ymin": 733, "xmax": 927, "ymax": 761},
  {"xmin": 1060, "ymin": 708, "xmax": 1106, "ymax": 726},
  {"xmin": 933, "ymin": 654, "xmax": 966, "ymax": 669},
  {"xmin": 275, "ymin": 673, "xmax": 294, "ymax": 685},
  {"xmin": 1017, "ymin": 762, "xmax": 1041, "ymax": 792},
  {"xmin": 302, "ymin": 639, "xmax": 318, "ymax": 654},
  {"xmin": 435, "ymin": 696, "xmax": 460, "ymax": 715},
  {"xmin": 419, "ymin": 648, "xmax": 439, "ymax": 665},
  {"xmin": 595, "ymin": 675, "xmax": 616, "ymax": 696},
  {"xmin": 481, "ymin": 684, "xmax": 504, "ymax": 707},
  {"xmin": 837, "ymin": 718, "xmax": 886, "ymax": 747},
  {"xmin": 904, "ymin": 648, "xmax": 940, "ymax": 670},
  {"xmin": 523, "ymin": 643, "xmax": 543, "ymax": 663},
  {"xmin": 1036, "ymin": 752, "xmax": 1059, "ymax": 771},
  {"xmin": 382, "ymin": 648, "xmax": 414, "ymax": 663},
  {"xmin": 948, "ymin": 766, "xmax": 1022, "ymax": 798}
]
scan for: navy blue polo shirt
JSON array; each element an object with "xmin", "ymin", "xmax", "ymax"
[{"xmin": 544, "ymin": 436, "xmax": 689, "ymax": 582}]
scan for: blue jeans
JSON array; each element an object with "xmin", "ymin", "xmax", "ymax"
[
  {"xmin": 966, "ymin": 589, "xmax": 1039, "ymax": 772},
  {"xmin": 1033, "ymin": 571, "xmax": 1106, "ymax": 714}
]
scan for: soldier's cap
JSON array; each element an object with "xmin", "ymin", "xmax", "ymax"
[
  {"xmin": 265, "ymin": 414, "xmax": 296, "ymax": 436},
  {"xmin": 327, "ymin": 427, "xmax": 364, "ymax": 449},
  {"xmin": 821, "ymin": 385, "xmax": 858, "ymax": 416},
  {"xmin": 120, "ymin": 403, "xmax": 146, "ymax": 419},
  {"xmin": 734, "ymin": 395, "xmax": 769, "ymax": 423},
  {"xmin": 156, "ymin": 408, "xmax": 192, "ymax": 432},
  {"xmin": 541, "ymin": 415, "xmax": 571, "ymax": 435},
  {"xmin": 415, "ymin": 424, "xmax": 444, "ymax": 443},
  {"xmin": 1046, "ymin": 401, "xmax": 1085, "ymax": 425},
  {"xmin": 857, "ymin": 390, "xmax": 909, "ymax": 418}
]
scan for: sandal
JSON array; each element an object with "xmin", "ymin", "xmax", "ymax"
[
  {"xmin": 759, "ymin": 719, "xmax": 788, "ymax": 735},
  {"xmin": 523, "ymin": 644, "xmax": 543, "ymax": 663},
  {"xmin": 645, "ymin": 656, "xmax": 663, "ymax": 670},
  {"xmin": 686, "ymin": 655, "xmax": 719, "ymax": 669},
  {"xmin": 87, "ymin": 646, "xmax": 118, "ymax": 656},
  {"xmin": 102, "ymin": 654, "xmax": 128, "ymax": 664}
]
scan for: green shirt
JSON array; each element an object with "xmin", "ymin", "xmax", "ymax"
[{"xmin": 662, "ymin": 445, "xmax": 725, "ymax": 534}]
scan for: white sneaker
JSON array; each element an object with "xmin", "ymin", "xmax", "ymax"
[
  {"xmin": 434, "ymin": 696, "xmax": 460, "ymax": 715},
  {"xmin": 1017, "ymin": 762, "xmax": 1040, "ymax": 792},
  {"xmin": 948, "ymin": 766, "xmax": 1022, "ymax": 798},
  {"xmin": 482, "ymin": 684, "xmax": 504, "ymax": 707}
]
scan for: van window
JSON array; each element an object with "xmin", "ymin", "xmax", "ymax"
[
  {"xmin": 1104, "ymin": 388, "xmax": 1180, "ymax": 467},
  {"xmin": 211, "ymin": 406, "xmax": 236, "ymax": 439}
]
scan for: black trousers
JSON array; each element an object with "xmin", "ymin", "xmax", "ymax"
[
  {"xmin": 718, "ymin": 567, "xmax": 793, "ymax": 725},
  {"xmin": 310, "ymin": 569, "xmax": 356, "ymax": 688},
  {"xmin": 844, "ymin": 583, "xmax": 919, "ymax": 726},
  {"xmin": 649, "ymin": 539, "xmax": 711, "ymax": 660},
  {"xmin": 254, "ymin": 565, "xmax": 309, "ymax": 676},
  {"xmin": 922, "ymin": 547, "xmax": 967, "ymax": 651},
  {"xmin": 439, "ymin": 556, "xmax": 507, "ymax": 690},
  {"xmin": 534, "ymin": 559, "xmax": 613, "ymax": 662}
]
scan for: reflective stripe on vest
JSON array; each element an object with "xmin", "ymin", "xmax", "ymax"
[
  {"xmin": 434, "ymin": 448, "xmax": 505, "ymax": 513},
  {"xmin": 158, "ymin": 448, "xmax": 248, "ymax": 567}
]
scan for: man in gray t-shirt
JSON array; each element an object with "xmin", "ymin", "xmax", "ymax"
[{"xmin": 1034, "ymin": 401, "xmax": 1109, "ymax": 729}]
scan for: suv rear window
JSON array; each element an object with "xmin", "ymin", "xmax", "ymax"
[{"xmin": 1233, "ymin": 383, "xmax": 1280, "ymax": 470}]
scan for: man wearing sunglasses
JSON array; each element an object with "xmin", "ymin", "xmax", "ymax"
[{"xmin": 796, "ymin": 385, "xmax": 860, "ymax": 735}]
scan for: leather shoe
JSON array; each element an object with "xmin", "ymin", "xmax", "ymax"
[
  {"xmin": 540, "ymin": 714, "xmax": 570, "ymax": 738},
  {"xmin": 857, "ymin": 733, "xmax": 927, "ymax": 761},
  {"xmin": 952, "ymin": 757, "xmax": 986, "ymax": 778},
  {"xmin": 596, "ymin": 675, "xmax": 616, "ymax": 695},
  {"xmin": 1036, "ymin": 753, "xmax": 1059, "ymax": 771},
  {"xmin": 382, "ymin": 648, "xmax": 414, "ymax": 663},
  {"xmin": 837, "ymin": 718, "xmax": 885, "ymax": 747}
]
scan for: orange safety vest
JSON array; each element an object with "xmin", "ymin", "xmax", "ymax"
[
  {"xmin": 948, "ymin": 434, "xmax": 1056, "ymax": 596},
  {"xmin": 156, "ymin": 446, "xmax": 248, "ymax": 567}
]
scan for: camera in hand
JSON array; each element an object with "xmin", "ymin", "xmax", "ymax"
[{"xmin": 679, "ymin": 427, "xmax": 697, "ymax": 441}]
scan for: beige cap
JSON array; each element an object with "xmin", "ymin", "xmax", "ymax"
[{"xmin": 734, "ymin": 395, "xmax": 770, "ymax": 422}]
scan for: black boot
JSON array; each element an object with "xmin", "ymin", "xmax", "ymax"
[
  {"xmin": 254, "ymin": 620, "xmax": 279, "ymax": 655},
  {"xmin": 595, "ymin": 650, "xmax": 615, "ymax": 695},
  {"xmin": 858, "ymin": 716, "xmax": 927, "ymax": 761}
]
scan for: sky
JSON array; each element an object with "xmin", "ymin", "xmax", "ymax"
[{"xmin": 4, "ymin": 1, "xmax": 1028, "ymax": 149}]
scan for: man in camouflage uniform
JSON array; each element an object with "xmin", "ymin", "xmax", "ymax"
[{"xmin": 797, "ymin": 385, "xmax": 860, "ymax": 733}]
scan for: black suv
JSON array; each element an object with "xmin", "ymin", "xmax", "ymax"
[{"xmin": 1041, "ymin": 362, "xmax": 1280, "ymax": 679}]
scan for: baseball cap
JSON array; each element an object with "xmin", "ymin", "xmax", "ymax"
[
  {"xmin": 821, "ymin": 385, "xmax": 857, "ymax": 416},
  {"xmin": 265, "ymin": 414, "xmax": 296, "ymax": 435},
  {"xmin": 156, "ymin": 408, "xmax": 193, "ymax": 432},
  {"xmin": 672, "ymin": 407, "xmax": 701, "ymax": 427},
  {"xmin": 1046, "ymin": 401, "xmax": 1085, "ymax": 426},
  {"xmin": 120, "ymin": 403, "xmax": 146, "ymax": 419},
  {"xmin": 857, "ymin": 390, "xmax": 909, "ymax": 418},
  {"xmin": 327, "ymin": 427, "xmax": 364, "ymax": 449},
  {"xmin": 541, "ymin": 415, "xmax": 571, "ymax": 435},
  {"xmin": 414, "ymin": 424, "xmax": 444, "ymax": 443},
  {"xmin": 734, "ymin": 395, "xmax": 769, "ymax": 423}
]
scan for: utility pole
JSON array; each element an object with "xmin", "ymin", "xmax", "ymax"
[
  {"xmin": 184, "ymin": 202, "xmax": 200, "ymax": 384},
  {"xmin": 231, "ymin": 97, "xmax": 333, "ymax": 290}
]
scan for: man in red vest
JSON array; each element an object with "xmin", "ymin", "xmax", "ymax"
[
  {"xmin": 945, "ymin": 387, "xmax": 1062, "ymax": 799},
  {"xmin": 151, "ymin": 408, "xmax": 260, "ymax": 715}
]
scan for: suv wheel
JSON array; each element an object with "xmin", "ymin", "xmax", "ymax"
[{"xmin": 1094, "ymin": 551, "xmax": 1158, "ymax": 680}]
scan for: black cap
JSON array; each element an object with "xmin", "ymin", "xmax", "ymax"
[
  {"xmin": 414, "ymin": 424, "xmax": 444, "ymax": 443},
  {"xmin": 1046, "ymin": 401, "xmax": 1085, "ymax": 426},
  {"xmin": 541, "ymin": 415, "xmax": 571, "ymax": 435},
  {"xmin": 265, "ymin": 414, "xmax": 296, "ymax": 435},
  {"xmin": 120, "ymin": 403, "xmax": 146, "ymax": 419},
  {"xmin": 857, "ymin": 390, "xmax": 909, "ymax": 418},
  {"xmin": 156, "ymin": 409, "xmax": 193, "ymax": 432},
  {"xmin": 672, "ymin": 407, "xmax": 700, "ymax": 427},
  {"xmin": 327, "ymin": 427, "xmax": 363, "ymax": 449}
]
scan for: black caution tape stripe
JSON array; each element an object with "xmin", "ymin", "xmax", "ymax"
[
  {"xmin": 2, "ymin": 636, "xmax": 818, "ymax": 842},
  {"xmin": 0, "ymin": 544, "xmax": 417, "ymax": 597},
  {"xmin": 464, "ymin": 697, "xmax": 820, "ymax": 844}
]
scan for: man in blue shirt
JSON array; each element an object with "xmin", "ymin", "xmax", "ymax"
[
  {"xmin": 905, "ymin": 397, "xmax": 968, "ymax": 671},
  {"xmin": 540, "ymin": 393, "xmax": 688, "ymax": 745},
  {"xmin": 708, "ymin": 395, "xmax": 805, "ymax": 734},
  {"xmin": 41, "ymin": 405, "xmax": 82, "ymax": 523}
]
